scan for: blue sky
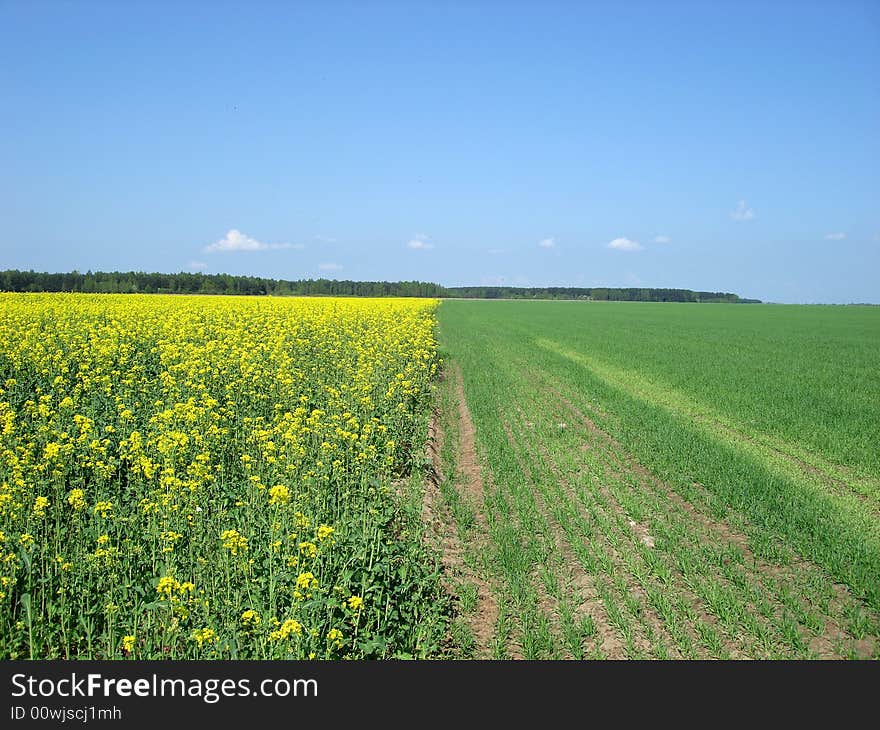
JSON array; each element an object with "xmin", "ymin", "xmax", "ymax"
[{"xmin": 2, "ymin": 0, "xmax": 878, "ymax": 303}]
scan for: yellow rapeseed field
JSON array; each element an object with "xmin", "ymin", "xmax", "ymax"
[{"xmin": 0, "ymin": 293, "xmax": 443, "ymax": 659}]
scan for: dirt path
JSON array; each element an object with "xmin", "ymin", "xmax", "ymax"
[
  {"xmin": 426, "ymin": 355, "xmax": 877, "ymax": 659},
  {"xmin": 422, "ymin": 366, "xmax": 499, "ymax": 658}
]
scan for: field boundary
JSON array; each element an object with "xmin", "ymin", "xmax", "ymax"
[{"xmin": 422, "ymin": 365, "xmax": 499, "ymax": 658}]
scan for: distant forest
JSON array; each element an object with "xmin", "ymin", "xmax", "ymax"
[{"xmin": 0, "ymin": 270, "xmax": 761, "ymax": 303}]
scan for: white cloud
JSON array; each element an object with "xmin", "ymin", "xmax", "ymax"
[
  {"xmin": 538, "ymin": 237, "xmax": 555, "ymax": 249},
  {"xmin": 204, "ymin": 229, "xmax": 303, "ymax": 253},
  {"xmin": 187, "ymin": 260, "xmax": 207, "ymax": 271},
  {"xmin": 607, "ymin": 237, "xmax": 644, "ymax": 252},
  {"xmin": 824, "ymin": 232, "xmax": 846, "ymax": 241},
  {"xmin": 730, "ymin": 200, "xmax": 755, "ymax": 221},
  {"xmin": 318, "ymin": 262, "xmax": 343, "ymax": 272},
  {"xmin": 653, "ymin": 235, "xmax": 671, "ymax": 244},
  {"xmin": 407, "ymin": 233, "xmax": 434, "ymax": 250}
]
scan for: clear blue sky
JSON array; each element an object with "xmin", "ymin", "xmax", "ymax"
[{"xmin": 2, "ymin": 0, "xmax": 878, "ymax": 303}]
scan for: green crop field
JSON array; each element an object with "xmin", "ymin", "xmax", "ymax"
[{"xmin": 432, "ymin": 300, "xmax": 880, "ymax": 659}]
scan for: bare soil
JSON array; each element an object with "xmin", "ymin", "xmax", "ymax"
[{"xmin": 422, "ymin": 366, "xmax": 499, "ymax": 658}]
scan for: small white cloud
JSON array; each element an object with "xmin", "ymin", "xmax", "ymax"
[
  {"xmin": 407, "ymin": 233, "xmax": 435, "ymax": 250},
  {"xmin": 204, "ymin": 229, "xmax": 303, "ymax": 253},
  {"xmin": 538, "ymin": 237, "xmax": 555, "ymax": 249},
  {"xmin": 654, "ymin": 235, "xmax": 671, "ymax": 244},
  {"xmin": 730, "ymin": 200, "xmax": 755, "ymax": 221},
  {"xmin": 187, "ymin": 260, "xmax": 207, "ymax": 271},
  {"xmin": 318, "ymin": 262, "xmax": 343, "ymax": 272},
  {"xmin": 824, "ymin": 232, "xmax": 846, "ymax": 241},
  {"xmin": 608, "ymin": 237, "xmax": 644, "ymax": 252}
]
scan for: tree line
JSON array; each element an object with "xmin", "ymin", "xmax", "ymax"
[
  {"xmin": 445, "ymin": 286, "xmax": 760, "ymax": 303},
  {"xmin": 0, "ymin": 270, "xmax": 760, "ymax": 303}
]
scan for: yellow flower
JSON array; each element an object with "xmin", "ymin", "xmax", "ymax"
[
  {"xmin": 347, "ymin": 595, "xmax": 363, "ymax": 611},
  {"xmin": 156, "ymin": 575, "xmax": 179, "ymax": 598},
  {"xmin": 191, "ymin": 627, "xmax": 216, "ymax": 647},
  {"xmin": 220, "ymin": 529, "xmax": 248, "ymax": 555},
  {"xmin": 316, "ymin": 524, "xmax": 334, "ymax": 541},
  {"xmin": 268, "ymin": 484, "xmax": 291, "ymax": 505},
  {"xmin": 32, "ymin": 496, "xmax": 49, "ymax": 517},
  {"xmin": 160, "ymin": 531, "xmax": 184, "ymax": 553},
  {"xmin": 93, "ymin": 500, "xmax": 113, "ymax": 518},
  {"xmin": 121, "ymin": 635, "xmax": 136, "ymax": 652},
  {"xmin": 296, "ymin": 571, "xmax": 318, "ymax": 590},
  {"xmin": 97, "ymin": 534, "xmax": 110, "ymax": 546},
  {"xmin": 268, "ymin": 618, "xmax": 302, "ymax": 641},
  {"xmin": 327, "ymin": 628, "xmax": 343, "ymax": 648},
  {"xmin": 139, "ymin": 498, "xmax": 157, "ymax": 514},
  {"xmin": 240, "ymin": 609, "xmax": 261, "ymax": 628},
  {"xmin": 294, "ymin": 512, "xmax": 311, "ymax": 530},
  {"xmin": 298, "ymin": 541, "xmax": 317, "ymax": 559},
  {"xmin": 67, "ymin": 489, "xmax": 86, "ymax": 512},
  {"xmin": 19, "ymin": 533, "xmax": 34, "ymax": 547}
]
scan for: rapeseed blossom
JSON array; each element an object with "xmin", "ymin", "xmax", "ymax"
[{"xmin": 0, "ymin": 293, "xmax": 439, "ymax": 659}]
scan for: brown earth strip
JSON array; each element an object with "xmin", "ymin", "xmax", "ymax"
[
  {"xmin": 452, "ymin": 363, "xmax": 491, "ymax": 530},
  {"xmin": 422, "ymin": 366, "xmax": 499, "ymax": 658}
]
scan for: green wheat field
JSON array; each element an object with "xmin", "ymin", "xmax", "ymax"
[{"xmin": 433, "ymin": 300, "xmax": 880, "ymax": 659}]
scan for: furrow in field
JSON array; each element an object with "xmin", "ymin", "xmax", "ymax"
[
  {"xmin": 507, "ymin": 399, "xmax": 742, "ymax": 659},
  {"xmin": 538, "ymin": 373, "xmax": 878, "ymax": 658},
  {"xmin": 497, "ymin": 413, "xmax": 630, "ymax": 659},
  {"xmin": 450, "ymin": 362, "xmax": 553, "ymax": 659},
  {"xmin": 424, "ymin": 366, "xmax": 500, "ymax": 658},
  {"xmin": 555, "ymin": 423, "xmax": 801, "ymax": 659},
  {"xmin": 536, "ymin": 338, "xmax": 880, "ymax": 514},
  {"xmin": 504, "ymin": 348, "xmax": 862, "ymax": 658},
  {"xmin": 467, "ymin": 405, "xmax": 567, "ymax": 658},
  {"xmin": 504, "ymin": 400, "xmax": 692, "ymax": 659}
]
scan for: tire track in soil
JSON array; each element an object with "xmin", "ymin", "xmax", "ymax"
[
  {"xmin": 422, "ymin": 365, "xmax": 499, "ymax": 658},
  {"xmin": 536, "ymin": 338, "xmax": 880, "ymax": 513},
  {"xmin": 509, "ymin": 382, "xmax": 763, "ymax": 658},
  {"xmin": 522, "ymin": 406, "xmax": 756, "ymax": 659},
  {"xmin": 542, "ymin": 378, "xmax": 877, "ymax": 658},
  {"xmin": 514, "ymin": 399, "xmax": 738, "ymax": 659},
  {"xmin": 483, "ymin": 420, "xmax": 567, "ymax": 660},
  {"xmin": 506, "ymin": 402, "xmax": 705, "ymax": 659},
  {"xmin": 498, "ymin": 414, "xmax": 630, "ymax": 659}
]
